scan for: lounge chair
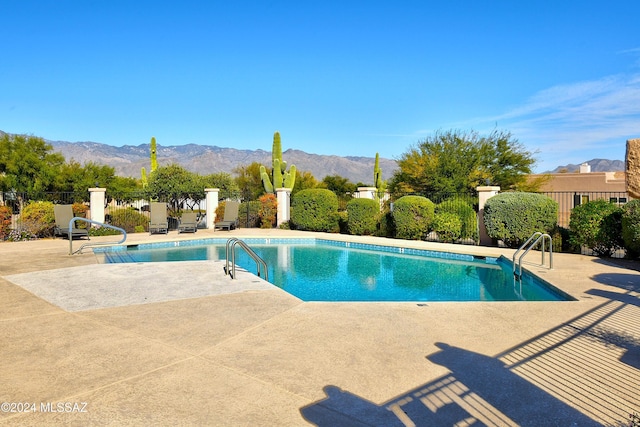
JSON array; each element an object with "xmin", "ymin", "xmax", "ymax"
[
  {"xmin": 215, "ymin": 201, "xmax": 240, "ymax": 231},
  {"xmin": 178, "ymin": 211, "xmax": 198, "ymax": 233},
  {"xmin": 149, "ymin": 202, "xmax": 169, "ymax": 234},
  {"xmin": 53, "ymin": 204, "xmax": 89, "ymax": 240}
]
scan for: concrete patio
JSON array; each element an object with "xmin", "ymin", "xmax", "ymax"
[{"xmin": 1, "ymin": 229, "xmax": 639, "ymax": 426}]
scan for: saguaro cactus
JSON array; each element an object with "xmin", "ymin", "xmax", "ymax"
[
  {"xmin": 374, "ymin": 152, "xmax": 386, "ymax": 197},
  {"xmin": 141, "ymin": 136, "xmax": 158, "ymax": 188},
  {"xmin": 261, "ymin": 131, "xmax": 296, "ymax": 193}
]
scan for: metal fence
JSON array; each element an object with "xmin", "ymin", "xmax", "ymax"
[{"xmin": 539, "ymin": 191, "xmax": 632, "ymax": 228}]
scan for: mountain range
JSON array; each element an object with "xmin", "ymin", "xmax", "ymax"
[
  {"xmin": 48, "ymin": 140, "xmax": 399, "ymax": 184},
  {"xmin": 0, "ymin": 130, "xmax": 627, "ymax": 181}
]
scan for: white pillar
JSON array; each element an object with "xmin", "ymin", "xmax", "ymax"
[
  {"xmin": 205, "ymin": 188, "xmax": 219, "ymax": 229},
  {"xmin": 89, "ymin": 188, "xmax": 106, "ymax": 225},
  {"xmin": 476, "ymin": 186, "xmax": 500, "ymax": 246},
  {"xmin": 276, "ymin": 188, "xmax": 291, "ymax": 227},
  {"xmin": 356, "ymin": 186, "xmax": 377, "ymax": 199}
]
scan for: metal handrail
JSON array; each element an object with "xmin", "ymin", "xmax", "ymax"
[
  {"xmin": 513, "ymin": 231, "xmax": 553, "ymax": 278},
  {"xmin": 225, "ymin": 238, "xmax": 268, "ymax": 281},
  {"xmin": 69, "ymin": 217, "xmax": 127, "ymax": 255}
]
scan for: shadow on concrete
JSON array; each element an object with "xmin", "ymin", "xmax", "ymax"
[{"xmin": 301, "ymin": 295, "xmax": 640, "ymax": 426}]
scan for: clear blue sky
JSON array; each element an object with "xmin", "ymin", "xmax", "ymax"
[{"xmin": 2, "ymin": 1, "xmax": 639, "ymax": 173}]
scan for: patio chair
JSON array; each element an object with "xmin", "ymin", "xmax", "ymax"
[
  {"xmin": 178, "ymin": 211, "xmax": 198, "ymax": 233},
  {"xmin": 53, "ymin": 204, "xmax": 89, "ymax": 240},
  {"xmin": 215, "ymin": 201, "xmax": 240, "ymax": 231},
  {"xmin": 149, "ymin": 202, "xmax": 169, "ymax": 234}
]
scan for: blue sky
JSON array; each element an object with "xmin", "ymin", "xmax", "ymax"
[{"xmin": 2, "ymin": 1, "xmax": 639, "ymax": 173}]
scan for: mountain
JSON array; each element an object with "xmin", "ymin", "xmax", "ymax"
[
  {"xmin": 48, "ymin": 139, "xmax": 399, "ymax": 184},
  {"xmin": 547, "ymin": 159, "xmax": 626, "ymax": 173}
]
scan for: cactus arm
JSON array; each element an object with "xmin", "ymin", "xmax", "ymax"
[
  {"xmin": 284, "ymin": 165, "xmax": 296, "ymax": 189},
  {"xmin": 141, "ymin": 167, "xmax": 148, "ymax": 188},
  {"xmin": 260, "ymin": 165, "xmax": 274, "ymax": 193}
]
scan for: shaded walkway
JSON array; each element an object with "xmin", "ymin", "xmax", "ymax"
[{"xmin": 302, "ymin": 292, "xmax": 640, "ymax": 426}]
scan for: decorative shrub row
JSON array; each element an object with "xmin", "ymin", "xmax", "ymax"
[
  {"xmin": 346, "ymin": 198, "xmax": 379, "ymax": 235},
  {"xmin": 109, "ymin": 208, "xmax": 149, "ymax": 233},
  {"xmin": 0, "ymin": 206, "xmax": 12, "ymax": 240},
  {"xmin": 290, "ymin": 189, "xmax": 340, "ymax": 232},
  {"xmin": 568, "ymin": 199, "xmax": 640, "ymax": 258},
  {"xmin": 484, "ymin": 192, "xmax": 558, "ymax": 248},
  {"xmin": 392, "ymin": 195, "xmax": 435, "ymax": 240}
]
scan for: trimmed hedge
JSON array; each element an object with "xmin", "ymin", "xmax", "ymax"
[
  {"xmin": 346, "ymin": 198, "xmax": 379, "ymax": 235},
  {"xmin": 392, "ymin": 195, "xmax": 435, "ymax": 240},
  {"xmin": 291, "ymin": 189, "xmax": 339, "ymax": 232},
  {"xmin": 484, "ymin": 192, "xmax": 557, "ymax": 248},
  {"xmin": 569, "ymin": 199, "xmax": 623, "ymax": 257},
  {"xmin": 435, "ymin": 198, "xmax": 477, "ymax": 242},
  {"xmin": 622, "ymin": 199, "xmax": 640, "ymax": 259},
  {"xmin": 431, "ymin": 211, "xmax": 463, "ymax": 243}
]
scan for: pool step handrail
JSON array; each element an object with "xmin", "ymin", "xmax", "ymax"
[
  {"xmin": 225, "ymin": 238, "xmax": 268, "ymax": 281},
  {"xmin": 513, "ymin": 231, "xmax": 553, "ymax": 279},
  {"xmin": 69, "ymin": 217, "xmax": 127, "ymax": 255}
]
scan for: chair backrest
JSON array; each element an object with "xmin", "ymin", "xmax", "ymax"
[
  {"xmin": 150, "ymin": 202, "xmax": 168, "ymax": 224},
  {"xmin": 223, "ymin": 201, "xmax": 240, "ymax": 221},
  {"xmin": 181, "ymin": 212, "xmax": 197, "ymax": 224},
  {"xmin": 54, "ymin": 204, "xmax": 74, "ymax": 228}
]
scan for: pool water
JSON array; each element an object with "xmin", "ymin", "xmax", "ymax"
[{"xmin": 96, "ymin": 238, "xmax": 572, "ymax": 302}]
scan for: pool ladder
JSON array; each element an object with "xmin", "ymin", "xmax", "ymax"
[
  {"xmin": 513, "ymin": 232, "xmax": 553, "ymax": 279},
  {"xmin": 225, "ymin": 238, "xmax": 268, "ymax": 281},
  {"xmin": 69, "ymin": 217, "xmax": 127, "ymax": 255}
]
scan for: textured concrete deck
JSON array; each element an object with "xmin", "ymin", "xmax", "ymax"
[{"xmin": 1, "ymin": 229, "xmax": 639, "ymax": 426}]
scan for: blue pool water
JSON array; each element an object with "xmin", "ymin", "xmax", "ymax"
[{"xmin": 95, "ymin": 238, "xmax": 572, "ymax": 302}]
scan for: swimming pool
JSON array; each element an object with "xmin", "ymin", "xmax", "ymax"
[{"xmin": 95, "ymin": 238, "xmax": 572, "ymax": 302}]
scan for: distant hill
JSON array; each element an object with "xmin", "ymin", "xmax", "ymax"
[
  {"xmin": 47, "ymin": 139, "xmax": 399, "ymax": 184},
  {"xmin": 547, "ymin": 159, "xmax": 625, "ymax": 173}
]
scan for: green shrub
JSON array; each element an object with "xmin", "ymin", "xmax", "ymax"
[
  {"xmin": 346, "ymin": 198, "xmax": 379, "ymax": 235},
  {"xmin": 569, "ymin": 199, "xmax": 623, "ymax": 257},
  {"xmin": 376, "ymin": 202, "xmax": 395, "ymax": 237},
  {"xmin": 20, "ymin": 201, "xmax": 56, "ymax": 237},
  {"xmin": 431, "ymin": 211, "xmax": 463, "ymax": 243},
  {"xmin": 484, "ymin": 192, "xmax": 557, "ymax": 248},
  {"xmin": 109, "ymin": 208, "xmax": 149, "ymax": 233},
  {"xmin": 392, "ymin": 195, "xmax": 435, "ymax": 240},
  {"xmin": 622, "ymin": 199, "xmax": 640, "ymax": 259},
  {"xmin": 435, "ymin": 198, "xmax": 477, "ymax": 242},
  {"xmin": 291, "ymin": 189, "xmax": 339, "ymax": 232},
  {"xmin": 239, "ymin": 201, "xmax": 261, "ymax": 228},
  {"xmin": 0, "ymin": 206, "xmax": 12, "ymax": 240}
]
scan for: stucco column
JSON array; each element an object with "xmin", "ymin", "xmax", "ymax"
[
  {"xmin": 356, "ymin": 186, "xmax": 377, "ymax": 199},
  {"xmin": 205, "ymin": 188, "xmax": 219, "ymax": 229},
  {"xmin": 88, "ymin": 188, "xmax": 106, "ymax": 225},
  {"xmin": 476, "ymin": 186, "xmax": 500, "ymax": 246},
  {"xmin": 276, "ymin": 188, "xmax": 291, "ymax": 227}
]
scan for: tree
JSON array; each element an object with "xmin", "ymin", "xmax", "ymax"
[
  {"xmin": 55, "ymin": 160, "xmax": 117, "ymax": 201},
  {"xmin": 0, "ymin": 133, "xmax": 65, "ymax": 195},
  {"xmin": 146, "ymin": 164, "xmax": 198, "ymax": 215},
  {"xmin": 389, "ymin": 129, "xmax": 536, "ymax": 199},
  {"xmin": 322, "ymin": 174, "xmax": 356, "ymax": 202},
  {"xmin": 201, "ymin": 172, "xmax": 240, "ymax": 201},
  {"xmin": 292, "ymin": 170, "xmax": 320, "ymax": 194},
  {"xmin": 234, "ymin": 162, "xmax": 266, "ymax": 200}
]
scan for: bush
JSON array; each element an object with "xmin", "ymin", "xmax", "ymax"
[
  {"xmin": 0, "ymin": 206, "xmax": 12, "ymax": 240},
  {"xmin": 435, "ymin": 198, "xmax": 477, "ymax": 242},
  {"xmin": 346, "ymin": 198, "xmax": 379, "ymax": 235},
  {"xmin": 109, "ymin": 208, "xmax": 149, "ymax": 233},
  {"xmin": 258, "ymin": 194, "xmax": 277, "ymax": 229},
  {"xmin": 569, "ymin": 199, "xmax": 623, "ymax": 257},
  {"xmin": 622, "ymin": 199, "xmax": 640, "ymax": 259},
  {"xmin": 20, "ymin": 201, "xmax": 56, "ymax": 237},
  {"xmin": 392, "ymin": 195, "xmax": 435, "ymax": 240},
  {"xmin": 431, "ymin": 212, "xmax": 463, "ymax": 243},
  {"xmin": 291, "ymin": 189, "xmax": 339, "ymax": 232},
  {"xmin": 484, "ymin": 192, "xmax": 557, "ymax": 248}
]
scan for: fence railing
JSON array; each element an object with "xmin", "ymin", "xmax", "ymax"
[{"xmin": 538, "ymin": 191, "xmax": 632, "ymax": 228}]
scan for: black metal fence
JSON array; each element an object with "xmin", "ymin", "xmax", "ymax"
[{"xmin": 539, "ymin": 191, "xmax": 632, "ymax": 228}]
